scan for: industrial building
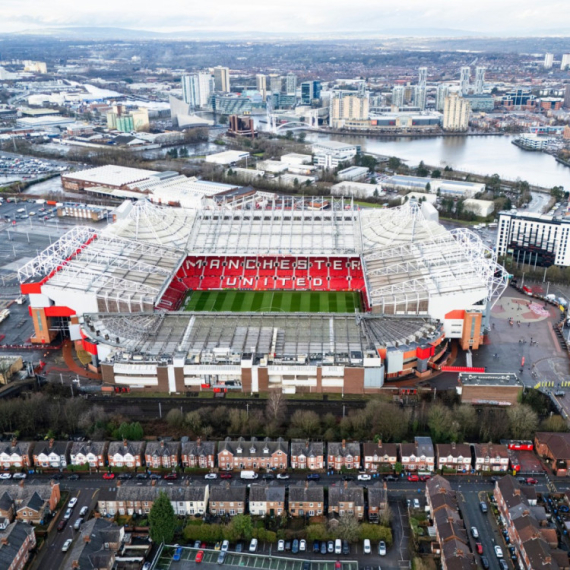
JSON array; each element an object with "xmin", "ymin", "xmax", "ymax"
[
  {"xmin": 458, "ymin": 372, "xmax": 523, "ymax": 406},
  {"xmin": 312, "ymin": 141, "xmax": 358, "ymax": 169},
  {"xmin": 382, "ymin": 175, "xmax": 484, "ymax": 198}
]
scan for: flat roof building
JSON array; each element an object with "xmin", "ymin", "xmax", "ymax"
[
  {"xmin": 383, "ymin": 175, "xmax": 483, "ymax": 198},
  {"xmin": 458, "ymin": 372, "xmax": 523, "ymax": 406},
  {"xmin": 61, "ymin": 165, "xmax": 156, "ymax": 191},
  {"xmin": 205, "ymin": 150, "xmax": 250, "ymax": 166}
]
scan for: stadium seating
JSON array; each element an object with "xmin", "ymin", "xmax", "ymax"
[{"xmin": 157, "ymin": 255, "xmax": 368, "ymax": 309}]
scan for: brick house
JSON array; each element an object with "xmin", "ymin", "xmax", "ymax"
[
  {"xmin": 534, "ymin": 432, "xmax": 570, "ymax": 476},
  {"xmin": 0, "ymin": 521, "xmax": 36, "ymax": 570},
  {"xmin": 144, "ymin": 441, "xmax": 180, "ymax": 469},
  {"xmin": 0, "ymin": 482, "xmax": 60, "ymax": 525},
  {"xmin": 472, "ymin": 443, "xmax": 509, "ymax": 472},
  {"xmin": 362, "ymin": 441, "xmax": 398, "ymax": 473},
  {"xmin": 218, "ymin": 438, "xmax": 288, "ymax": 471},
  {"xmin": 70, "ymin": 441, "xmax": 109, "ymax": 469},
  {"xmin": 327, "ymin": 441, "xmax": 361, "ymax": 471},
  {"xmin": 400, "ymin": 437, "xmax": 435, "ymax": 472},
  {"xmin": 436, "ymin": 443, "xmax": 472, "ymax": 473},
  {"xmin": 209, "ymin": 483, "xmax": 246, "ymax": 516},
  {"xmin": 290, "ymin": 440, "xmax": 324, "ymax": 470},
  {"xmin": 181, "ymin": 439, "xmax": 216, "ymax": 469},
  {"xmin": 289, "ymin": 482, "xmax": 324, "ymax": 517},
  {"xmin": 0, "ymin": 440, "xmax": 33, "ymax": 471},
  {"xmin": 98, "ymin": 482, "xmax": 209, "ymax": 517},
  {"xmin": 248, "ymin": 485, "xmax": 286, "ymax": 517},
  {"xmin": 32, "ymin": 440, "xmax": 70, "ymax": 469},
  {"xmin": 108, "ymin": 440, "xmax": 146, "ymax": 469},
  {"xmin": 328, "ymin": 482, "xmax": 364, "ymax": 520},
  {"xmin": 368, "ymin": 482, "xmax": 388, "ymax": 523}
]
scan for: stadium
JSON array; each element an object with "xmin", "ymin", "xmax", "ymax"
[{"xmin": 18, "ymin": 194, "xmax": 508, "ymax": 394}]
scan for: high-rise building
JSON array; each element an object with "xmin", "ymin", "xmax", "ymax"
[
  {"xmin": 413, "ymin": 86, "xmax": 426, "ymax": 110},
  {"xmin": 285, "ymin": 73, "xmax": 297, "ymax": 96},
  {"xmin": 544, "ymin": 53, "xmax": 554, "ymax": 69},
  {"xmin": 213, "ymin": 66, "xmax": 230, "ymax": 92},
  {"xmin": 561, "ymin": 54, "xmax": 570, "ymax": 71},
  {"xmin": 418, "ymin": 67, "xmax": 427, "ymax": 87},
  {"xmin": 329, "ymin": 90, "xmax": 369, "ymax": 128},
  {"xmin": 301, "ymin": 81, "xmax": 322, "ymax": 105},
  {"xmin": 443, "ymin": 93, "xmax": 470, "ymax": 132},
  {"xmin": 392, "ymin": 86, "xmax": 405, "ymax": 108},
  {"xmin": 256, "ymin": 74, "xmax": 267, "ymax": 101},
  {"xmin": 565, "ymin": 85, "xmax": 570, "ymax": 109},
  {"xmin": 474, "ymin": 67, "xmax": 485, "ymax": 95},
  {"xmin": 436, "ymin": 84, "xmax": 450, "ymax": 112},
  {"xmin": 181, "ymin": 73, "xmax": 214, "ymax": 108},
  {"xmin": 460, "ymin": 67, "xmax": 470, "ymax": 95},
  {"xmin": 106, "ymin": 105, "xmax": 149, "ymax": 132}
]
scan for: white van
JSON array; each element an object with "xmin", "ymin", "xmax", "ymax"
[
  {"xmin": 240, "ymin": 470, "xmax": 258, "ymax": 480},
  {"xmin": 335, "ymin": 539, "xmax": 342, "ymax": 554},
  {"xmin": 17, "ymin": 208, "xmax": 25, "ymax": 213}
]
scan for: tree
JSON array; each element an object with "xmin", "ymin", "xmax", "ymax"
[
  {"xmin": 297, "ymin": 132, "xmax": 307, "ymax": 143},
  {"xmin": 541, "ymin": 415, "xmax": 569, "ymax": 432},
  {"xmin": 387, "ymin": 157, "xmax": 401, "ymax": 171},
  {"xmin": 373, "ymin": 188, "xmax": 379, "ymax": 197},
  {"xmin": 337, "ymin": 515, "xmax": 360, "ymax": 542},
  {"xmin": 431, "ymin": 169, "xmax": 441, "ymax": 179},
  {"xmin": 185, "ymin": 411, "xmax": 202, "ymax": 434},
  {"xmin": 288, "ymin": 410, "xmax": 321, "ymax": 438},
  {"xmin": 149, "ymin": 491, "xmax": 176, "ymax": 544},
  {"xmin": 428, "ymin": 404, "xmax": 457, "ymax": 442},
  {"xmin": 230, "ymin": 514, "xmax": 253, "ymax": 541},
  {"xmin": 166, "ymin": 408, "xmax": 184, "ymax": 427},
  {"xmin": 507, "ymin": 405, "xmax": 539, "ymax": 439},
  {"xmin": 425, "ymin": 182, "xmax": 431, "ymax": 192},
  {"xmin": 266, "ymin": 391, "xmax": 287, "ymax": 425},
  {"xmin": 416, "ymin": 161, "xmax": 429, "ymax": 177},
  {"xmin": 218, "ymin": 115, "xmax": 228, "ymax": 125}
]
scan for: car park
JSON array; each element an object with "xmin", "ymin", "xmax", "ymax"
[
  {"xmin": 363, "ymin": 539, "xmax": 371, "ymax": 554},
  {"xmin": 62, "ymin": 539, "xmax": 73, "ymax": 552}
]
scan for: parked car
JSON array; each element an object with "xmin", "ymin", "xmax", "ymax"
[
  {"xmin": 494, "ymin": 546, "xmax": 503, "ymax": 558},
  {"xmin": 480, "ymin": 501, "xmax": 488, "ymax": 513},
  {"xmin": 499, "ymin": 560, "xmax": 508, "ymax": 570},
  {"xmin": 52, "ymin": 473, "xmax": 64, "ymax": 480},
  {"xmin": 480, "ymin": 556, "xmax": 490, "ymax": 569},
  {"xmin": 62, "ymin": 539, "xmax": 73, "ymax": 552},
  {"xmin": 196, "ymin": 550, "xmax": 204, "ymax": 563},
  {"xmin": 12, "ymin": 473, "xmax": 26, "ymax": 480},
  {"xmin": 235, "ymin": 543, "xmax": 243, "ymax": 553},
  {"xmin": 342, "ymin": 540, "xmax": 350, "ymax": 555},
  {"xmin": 249, "ymin": 539, "xmax": 258, "ymax": 553},
  {"xmin": 73, "ymin": 518, "xmax": 83, "ymax": 530},
  {"xmin": 276, "ymin": 473, "xmax": 290, "ymax": 480},
  {"xmin": 300, "ymin": 540, "xmax": 306, "ymax": 552},
  {"xmin": 102, "ymin": 472, "xmax": 115, "ymax": 480},
  {"xmin": 320, "ymin": 542, "xmax": 327, "ymax": 555},
  {"xmin": 67, "ymin": 474, "xmax": 79, "ymax": 480},
  {"xmin": 413, "ymin": 498, "xmax": 420, "ymax": 509},
  {"xmin": 164, "ymin": 473, "xmax": 178, "ymax": 481},
  {"xmin": 217, "ymin": 552, "xmax": 226, "ymax": 565},
  {"xmin": 419, "ymin": 475, "xmax": 431, "ymax": 482},
  {"xmin": 378, "ymin": 541, "xmax": 387, "ymax": 556},
  {"xmin": 292, "ymin": 540, "xmax": 299, "ymax": 554},
  {"xmin": 384, "ymin": 475, "xmax": 397, "ymax": 482},
  {"xmin": 471, "ymin": 527, "xmax": 479, "ymax": 539},
  {"xmin": 313, "ymin": 541, "xmax": 320, "ymax": 554},
  {"xmin": 117, "ymin": 473, "xmax": 132, "ymax": 480},
  {"xmin": 327, "ymin": 541, "xmax": 334, "ymax": 553},
  {"xmin": 341, "ymin": 475, "xmax": 354, "ymax": 482},
  {"xmin": 221, "ymin": 540, "xmax": 229, "ymax": 552},
  {"xmin": 285, "ymin": 541, "xmax": 291, "ymax": 551},
  {"xmin": 303, "ymin": 563, "xmax": 311, "ymax": 570},
  {"xmin": 194, "ymin": 541, "xmax": 201, "ymax": 549},
  {"xmin": 0, "ymin": 473, "xmax": 11, "ymax": 480},
  {"xmin": 526, "ymin": 478, "xmax": 538, "ymax": 485},
  {"xmin": 64, "ymin": 508, "xmax": 72, "ymax": 520},
  {"xmin": 150, "ymin": 474, "xmax": 161, "ymax": 480},
  {"xmin": 136, "ymin": 473, "xmax": 149, "ymax": 480},
  {"xmin": 68, "ymin": 498, "xmax": 78, "ymax": 508},
  {"xmin": 407, "ymin": 474, "xmax": 419, "ymax": 482},
  {"xmin": 263, "ymin": 473, "xmax": 275, "ymax": 481},
  {"xmin": 205, "ymin": 473, "xmax": 218, "ymax": 480},
  {"xmin": 220, "ymin": 473, "xmax": 232, "ymax": 480},
  {"xmin": 79, "ymin": 506, "xmax": 88, "ymax": 517},
  {"xmin": 363, "ymin": 539, "xmax": 371, "ymax": 554},
  {"xmin": 173, "ymin": 546, "xmax": 183, "ymax": 561},
  {"xmin": 476, "ymin": 543, "xmax": 483, "ymax": 555},
  {"xmin": 278, "ymin": 540, "xmax": 285, "ymax": 552},
  {"xmin": 307, "ymin": 473, "xmax": 320, "ymax": 481},
  {"xmin": 334, "ymin": 539, "xmax": 341, "ymax": 554},
  {"xmin": 57, "ymin": 519, "xmax": 67, "ymax": 532},
  {"xmin": 357, "ymin": 474, "xmax": 371, "ymax": 481}
]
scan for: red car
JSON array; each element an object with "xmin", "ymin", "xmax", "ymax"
[
  {"xmin": 407, "ymin": 474, "xmax": 419, "ymax": 482},
  {"xmin": 419, "ymin": 475, "xmax": 431, "ymax": 482},
  {"xmin": 476, "ymin": 543, "xmax": 483, "ymax": 555},
  {"xmin": 220, "ymin": 473, "xmax": 233, "ymax": 479},
  {"xmin": 57, "ymin": 519, "xmax": 67, "ymax": 532},
  {"xmin": 102, "ymin": 472, "xmax": 115, "ymax": 480},
  {"xmin": 200, "ymin": 542, "xmax": 207, "ymax": 549},
  {"xmin": 164, "ymin": 473, "xmax": 178, "ymax": 480},
  {"xmin": 526, "ymin": 478, "xmax": 538, "ymax": 485},
  {"xmin": 196, "ymin": 550, "xmax": 204, "ymax": 563}
]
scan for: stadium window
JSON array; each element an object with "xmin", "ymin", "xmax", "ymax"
[
  {"xmin": 326, "ymin": 262, "xmax": 331, "ymax": 267},
  {"xmin": 222, "ymin": 262, "xmax": 227, "ymax": 266}
]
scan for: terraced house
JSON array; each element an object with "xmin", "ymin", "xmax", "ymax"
[
  {"xmin": 209, "ymin": 483, "xmax": 246, "ymax": 516},
  {"xmin": 108, "ymin": 440, "xmax": 146, "ymax": 468},
  {"xmin": 181, "ymin": 439, "xmax": 216, "ymax": 469},
  {"xmin": 400, "ymin": 437, "xmax": 435, "ymax": 472},
  {"xmin": 362, "ymin": 441, "xmax": 398, "ymax": 473},
  {"xmin": 0, "ymin": 521, "xmax": 36, "ymax": 570},
  {"xmin": 368, "ymin": 482, "xmax": 388, "ymax": 523},
  {"xmin": 218, "ymin": 437, "xmax": 289, "ymax": 471},
  {"xmin": 248, "ymin": 485, "xmax": 286, "ymax": 517},
  {"xmin": 32, "ymin": 440, "xmax": 70, "ymax": 469},
  {"xmin": 328, "ymin": 482, "xmax": 365, "ymax": 519},
  {"xmin": 0, "ymin": 482, "xmax": 60, "ymax": 525},
  {"xmin": 436, "ymin": 443, "xmax": 472, "ymax": 473},
  {"xmin": 327, "ymin": 440, "xmax": 361, "ymax": 471},
  {"xmin": 0, "ymin": 439, "xmax": 33, "ymax": 470},
  {"xmin": 144, "ymin": 440, "xmax": 180, "ymax": 469},
  {"xmin": 290, "ymin": 440, "xmax": 324, "ymax": 470},
  {"xmin": 472, "ymin": 443, "xmax": 509, "ymax": 472},
  {"xmin": 289, "ymin": 482, "xmax": 324, "ymax": 517},
  {"xmin": 70, "ymin": 441, "xmax": 109, "ymax": 469}
]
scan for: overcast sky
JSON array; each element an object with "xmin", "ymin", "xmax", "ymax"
[{"xmin": 2, "ymin": 0, "xmax": 570, "ymax": 34}]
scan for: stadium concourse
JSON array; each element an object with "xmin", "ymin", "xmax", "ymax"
[{"xmin": 17, "ymin": 195, "xmax": 508, "ymax": 394}]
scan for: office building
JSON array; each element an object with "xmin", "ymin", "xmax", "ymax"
[
  {"xmin": 474, "ymin": 67, "xmax": 485, "ymax": 95},
  {"xmin": 562, "ymin": 54, "xmax": 570, "ymax": 71},
  {"xmin": 464, "ymin": 94, "xmax": 495, "ymax": 112},
  {"xmin": 500, "ymin": 89, "xmax": 536, "ymax": 109},
  {"xmin": 435, "ymin": 84, "xmax": 450, "ymax": 112},
  {"xmin": 181, "ymin": 73, "xmax": 213, "ymax": 108},
  {"xmin": 413, "ymin": 86, "xmax": 426, "ymax": 110},
  {"xmin": 301, "ymin": 81, "xmax": 322, "ymax": 105},
  {"xmin": 443, "ymin": 93, "xmax": 470, "ymax": 132},
  {"xmin": 329, "ymin": 90, "xmax": 369, "ymax": 129},
  {"xmin": 213, "ymin": 66, "xmax": 230, "ymax": 92},
  {"xmin": 544, "ymin": 53, "xmax": 554, "ymax": 69},
  {"xmin": 418, "ymin": 67, "xmax": 427, "ymax": 87},
  {"xmin": 269, "ymin": 74, "xmax": 282, "ymax": 93},
  {"xmin": 210, "ymin": 94, "xmax": 251, "ymax": 115},
  {"xmin": 256, "ymin": 74, "xmax": 267, "ymax": 101},
  {"xmin": 312, "ymin": 140, "xmax": 358, "ymax": 168},
  {"xmin": 106, "ymin": 105, "xmax": 149, "ymax": 133},
  {"xmin": 460, "ymin": 66, "xmax": 470, "ymax": 95},
  {"xmin": 497, "ymin": 211, "xmax": 570, "ymax": 268},
  {"xmin": 285, "ymin": 73, "xmax": 297, "ymax": 96},
  {"xmin": 565, "ymin": 85, "xmax": 570, "ymax": 109},
  {"xmin": 392, "ymin": 86, "xmax": 405, "ymax": 108}
]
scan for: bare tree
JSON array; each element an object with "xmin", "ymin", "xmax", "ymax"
[
  {"xmin": 508, "ymin": 404, "xmax": 539, "ymax": 439},
  {"xmin": 266, "ymin": 390, "xmax": 287, "ymax": 425}
]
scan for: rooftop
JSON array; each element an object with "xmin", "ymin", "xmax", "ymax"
[
  {"xmin": 459, "ymin": 372, "xmax": 521, "ymax": 387},
  {"xmin": 62, "ymin": 165, "xmax": 155, "ymax": 187}
]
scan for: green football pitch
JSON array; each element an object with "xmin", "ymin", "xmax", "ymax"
[{"xmin": 183, "ymin": 290, "xmax": 362, "ymax": 313}]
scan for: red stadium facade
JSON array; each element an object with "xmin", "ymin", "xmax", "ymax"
[{"xmin": 157, "ymin": 255, "xmax": 367, "ymax": 311}]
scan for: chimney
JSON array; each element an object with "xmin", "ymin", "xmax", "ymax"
[
  {"xmin": 342, "ymin": 440, "xmax": 346, "ymax": 449},
  {"xmin": 378, "ymin": 440, "xmax": 382, "ymax": 448},
  {"xmin": 117, "ymin": 480, "xmax": 121, "ymax": 487},
  {"xmin": 197, "ymin": 437, "xmax": 201, "ymax": 447},
  {"xmin": 49, "ymin": 438, "xmax": 54, "ymax": 449},
  {"xmin": 306, "ymin": 440, "xmax": 309, "ymax": 450},
  {"xmin": 10, "ymin": 438, "xmax": 16, "ymax": 448},
  {"xmin": 83, "ymin": 534, "xmax": 91, "ymax": 543},
  {"xmin": 123, "ymin": 439, "xmax": 128, "ymax": 447},
  {"xmin": 344, "ymin": 481, "xmax": 348, "ymax": 489},
  {"xmin": 1, "ymin": 537, "xmax": 8, "ymax": 546},
  {"xmin": 161, "ymin": 441, "xmax": 165, "ymax": 448},
  {"xmin": 185, "ymin": 478, "xmax": 190, "ymax": 487},
  {"xmin": 451, "ymin": 442, "xmax": 456, "ymax": 450},
  {"xmin": 18, "ymin": 480, "xmax": 24, "ymax": 488}
]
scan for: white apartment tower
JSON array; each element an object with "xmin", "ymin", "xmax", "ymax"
[
  {"xmin": 562, "ymin": 54, "xmax": 570, "ymax": 71},
  {"xmin": 256, "ymin": 74, "xmax": 267, "ymax": 101},
  {"xmin": 436, "ymin": 84, "xmax": 450, "ymax": 112},
  {"xmin": 285, "ymin": 73, "xmax": 297, "ymax": 95},
  {"xmin": 544, "ymin": 53, "xmax": 554, "ymax": 69},
  {"xmin": 392, "ymin": 86, "xmax": 405, "ymax": 108},
  {"xmin": 413, "ymin": 86, "xmax": 427, "ymax": 110},
  {"xmin": 418, "ymin": 67, "xmax": 427, "ymax": 87},
  {"xmin": 213, "ymin": 66, "xmax": 230, "ymax": 92},
  {"xmin": 181, "ymin": 73, "xmax": 214, "ymax": 108},
  {"xmin": 443, "ymin": 93, "xmax": 470, "ymax": 132},
  {"xmin": 474, "ymin": 67, "xmax": 485, "ymax": 95},
  {"xmin": 329, "ymin": 90, "xmax": 369, "ymax": 128},
  {"xmin": 460, "ymin": 67, "xmax": 470, "ymax": 95}
]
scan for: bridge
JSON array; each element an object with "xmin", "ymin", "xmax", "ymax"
[{"xmin": 266, "ymin": 106, "xmax": 320, "ymax": 134}]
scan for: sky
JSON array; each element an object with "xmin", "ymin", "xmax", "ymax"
[{"xmin": 1, "ymin": 0, "xmax": 570, "ymax": 35}]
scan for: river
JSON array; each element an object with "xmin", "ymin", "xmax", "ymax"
[{"xmin": 297, "ymin": 131, "xmax": 570, "ymax": 190}]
